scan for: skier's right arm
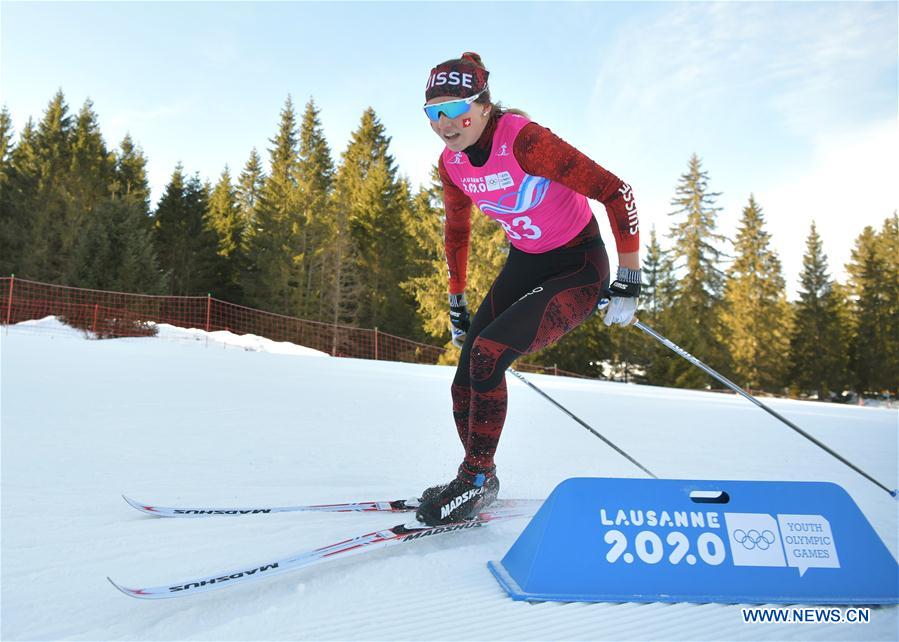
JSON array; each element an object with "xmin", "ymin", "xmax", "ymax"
[
  {"xmin": 440, "ymin": 156, "xmax": 472, "ymax": 295},
  {"xmin": 439, "ymin": 156, "xmax": 473, "ymax": 348}
]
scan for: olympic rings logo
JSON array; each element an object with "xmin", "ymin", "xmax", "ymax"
[{"xmin": 732, "ymin": 529, "xmax": 776, "ymax": 550}]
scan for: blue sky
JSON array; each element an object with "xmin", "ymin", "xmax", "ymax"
[{"xmin": 2, "ymin": 1, "xmax": 896, "ymax": 291}]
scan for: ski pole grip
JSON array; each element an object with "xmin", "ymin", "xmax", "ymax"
[{"xmin": 597, "ymin": 289, "xmax": 638, "ymax": 326}]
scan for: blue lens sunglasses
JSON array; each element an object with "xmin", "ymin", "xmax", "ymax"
[{"xmin": 423, "ymin": 86, "xmax": 489, "ymax": 122}]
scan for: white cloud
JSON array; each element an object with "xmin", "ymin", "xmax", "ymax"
[
  {"xmin": 589, "ymin": 2, "xmax": 896, "ymax": 140},
  {"xmin": 757, "ymin": 118, "xmax": 898, "ymax": 289},
  {"xmin": 581, "ymin": 2, "xmax": 896, "ymax": 294}
]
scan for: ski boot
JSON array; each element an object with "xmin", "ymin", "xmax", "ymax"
[
  {"xmin": 415, "ymin": 463, "xmax": 499, "ymax": 526},
  {"xmin": 401, "ymin": 482, "xmax": 447, "ymax": 511}
]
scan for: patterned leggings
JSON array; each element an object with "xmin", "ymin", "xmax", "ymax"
[{"xmin": 452, "ymin": 220, "xmax": 609, "ymax": 470}]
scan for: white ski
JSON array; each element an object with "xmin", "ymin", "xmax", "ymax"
[
  {"xmin": 122, "ymin": 494, "xmax": 541, "ymax": 517},
  {"xmin": 109, "ymin": 506, "xmax": 537, "ymax": 599}
]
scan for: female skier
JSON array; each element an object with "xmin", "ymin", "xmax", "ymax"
[{"xmin": 415, "ymin": 52, "xmax": 642, "ymax": 526}]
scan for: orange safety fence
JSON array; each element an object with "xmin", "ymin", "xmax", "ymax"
[{"xmin": 0, "ymin": 276, "xmax": 591, "ymax": 377}]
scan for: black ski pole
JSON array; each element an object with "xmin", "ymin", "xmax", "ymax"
[
  {"xmin": 507, "ymin": 367, "xmax": 658, "ymax": 479},
  {"xmin": 633, "ymin": 318, "xmax": 897, "ymax": 498}
]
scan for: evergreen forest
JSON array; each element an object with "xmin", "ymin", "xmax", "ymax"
[{"xmin": 1, "ymin": 92, "xmax": 896, "ymax": 401}]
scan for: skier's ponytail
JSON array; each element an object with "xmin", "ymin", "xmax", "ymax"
[{"xmin": 452, "ymin": 52, "xmax": 529, "ymax": 119}]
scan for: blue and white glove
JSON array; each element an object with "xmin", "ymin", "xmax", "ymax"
[
  {"xmin": 449, "ymin": 293, "xmax": 471, "ymax": 349},
  {"xmin": 602, "ymin": 267, "xmax": 642, "ymax": 326}
]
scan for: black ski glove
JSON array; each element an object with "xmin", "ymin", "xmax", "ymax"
[{"xmin": 449, "ymin": 292, "xmax": 471, "ymax": 349}]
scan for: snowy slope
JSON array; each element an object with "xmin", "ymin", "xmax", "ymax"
[{"xmin": 1, "ymin": 321, "xmax": 897, "ymax": 641}]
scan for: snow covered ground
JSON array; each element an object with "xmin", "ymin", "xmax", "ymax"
[{"xmin": 2, "ymin": 319, "xmax": 897, "ymax": 641}]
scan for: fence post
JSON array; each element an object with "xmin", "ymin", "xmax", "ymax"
[
  {"xmin": 92, "ymin": 304, "xmax": 99, "ymax": 336},
  {"xmin": 5, "ymin": 274, "xmax": 14, "ymax": 332},
  {"xmin": 374, "ymin": 327, "xmax": 379, "ymax": 361},
  {"xmin": 206, "ymin": 294, "xmax": 212, "ymax": 333}
]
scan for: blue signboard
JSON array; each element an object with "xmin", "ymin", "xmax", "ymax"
[{"xmin": 488, "ymin": 478, "xmax": 899, "ymax": 604}]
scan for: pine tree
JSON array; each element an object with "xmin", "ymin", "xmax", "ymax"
[
  {"xmin": 295, "ymin": 99, "xmax": 335, "ymax": 320},
  {"xmin": 0, "ymin": 107, "xmax": 19, "ymax": 275},
  {"xmin": 329, "ymin": 107, "xmax": 415, "ymax": 334},
  {"xmin": 641, "ymin": 226, "xmax": 674, "ymax": 317},
  {"xmin": 324, "ymin": 202, "xmax": 363, "ymax": 331},
  {"xmin": 153, "ymin": 165, "xmax": 218, "ymax": 295},
  {"xmin": 665, "ymin": 153, "xmax": 729, "ymax": 388},
  {"xmin": 69, "ymin": 99, "xmax": 115, "ymax": 216},
  {"xmin": 153, "ymin": 165, "xmax": 188, "ymax": 292},
  {"xmin": 188, "ymin": 176, "xmax": 220, "ymax": 296},
  {"xmin": 878, "ymin": 213, "xmax": 899, "ymax": 396},
  {"xmin": 243, "ymin": 97, "xmax": 303, "ymax": 314},
  {"xmin": 153, "ymin": 163, "xmax": 186, "ymax": 285},
  {"xmin": 233, "ymin": 147, "xmax": 266, "ymax": 302},
  {"xmin": 206, "ymin": 166, "xmax": 241, "ymax": 258},
  {"xmin": 28, "ymin": 90, "xmax": 75, "ymax": 281},
  {"xmin": 2, "ymin": 117, "xmax": 40, "ymax": 276},
  {"xmin": 70, "ymin": 197, "xmax": 164, "ymax": 293},
  {"xmin": 846, "ymin": 223, "xmax": 895, "ymax": 396},
  {"xmin": 205, "ymin": 166, "xmax": 243, "ymax": 301},
  {"xmin": 351, "ymin": 160, "xmax": 408, "ymax": 331},
  {"xmin": 627, "ymin": 226, "xmax": 678, "ymax": 384},
  {"xmin": 34, "ymin": 90, "xmax": 74, "ymax": 185},
  {"xmin": 236, "ymin": 147, "xmax": 265, "ymax": 247},
  {"xmin": 787, "ymin": 222, "xmax": 847, "ymax": 399},
  {"xmin": 401, "ymin": 167, "xmax": 448, "ymax": 341},
  {"xmin": 111, "ymin": 134, "xmax": 151, "ymax": 213},
  {"xmin": 719, "ymin": 195, "xmax": 791, "ymax": 392}
]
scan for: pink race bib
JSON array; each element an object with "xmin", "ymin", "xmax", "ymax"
[{"xmin": 441, "ymin": 115, "xmax": 593, "ymax": 253}]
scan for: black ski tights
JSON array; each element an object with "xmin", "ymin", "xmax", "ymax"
[{"xmin": 451, "ymin": 224, "xmax": 609, "ymax": 470}]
